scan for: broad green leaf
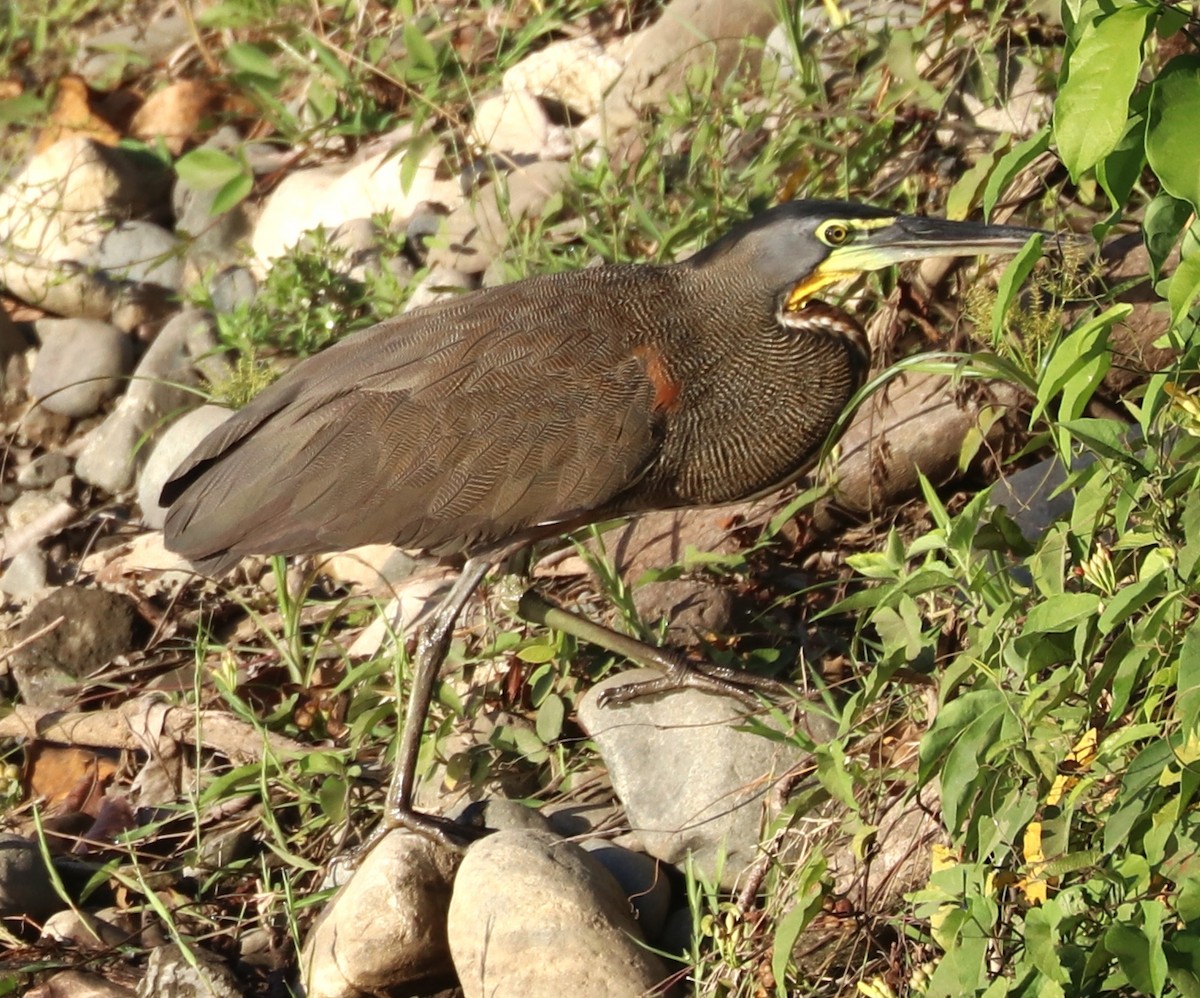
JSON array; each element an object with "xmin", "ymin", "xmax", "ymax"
[
  {"xmin": 1033, "ymin": 305, "xmax": 1130, "ymax": 428},
  {"xmin": 1147, "ymin": 55, "xmax": 1200, "ymax": 212},
  {"xmin": 1144, "ymin": 192, "xmax": 1193, "ymax": 278},
  {"xmin": 983, "ymin": 127, "xmax": 1050, "ymax": 217},
  {"xmin": 535, "ymin": 693, "xmax": 564, "ymax": 744},
  {"xmin": 1177, "ymin": 616, "xmax": 1200, "ymax": 733},
  {"xmin": 224, "ymin": 41, "xmax": 281, "ymax": 83},
  {"xmin": 1168, "ymin": 224, "xmax": 1200, "ymax": 326},
  {"xmin": 1024, "ymin": 592, "xmax": 1101, "ymax": 633},
  {"xmin": 991, "ymin": 235, "xmax": 1044, "ymax": 344},
  {"xmin": 1054, "ymin": 5, "xmax": 1152, "ymax": 179},
  {"xmin": 175, "ymin": 148, "xmax": 244, "ymax": 190},
  {"xmin": 211, "ymin": 172, "xmax": 253, "ymax": 215},
  {"xmin": 1096, "ymin": 111, "xmax": 1147, "ymax": 213},
  {"xmin": 920, "ymin": 688, "xmax": 1006, "ymax": 782}
]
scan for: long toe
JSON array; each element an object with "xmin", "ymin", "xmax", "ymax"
[{"xmin": 596, "ymin": 658, "xmax": 797, "ymax": 707}]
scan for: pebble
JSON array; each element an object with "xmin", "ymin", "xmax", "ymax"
[
  {"xmin": 578, "ymin": 669, "xmax": 834, "ymax": 888},
  {"xmin": 83, "ymin": 220, "xmax": 185, "ymax": 291},
  {"xmin": 0, "ymin": 834, "xmax": 60, "ymax": 919},
  {"xmin": 16, "ymin": 451, "xmax": 72, "ymax": 489},
  {"xmin": 29, "ymin": 318, "xmax": 134, "ymax": 417},
  {"xmin": 580, "ymin": 839, "xmax": 673, "ymax": 941},
  {"xmin": 447, "ymin": 829, "xmax": 666, "ymax": 997},
  {"xmin": 74, "ymin": 308, "xmax": 220, "ymax": 493},
  {"xmin": 470, "ymin": 90, "xmax": 552, "ymax": 161},
  {"xmin": 7, "ymin": 587, "xmax": 138, "ymax": 709},
  {"xmin": 0, "ymin": 548, "xmax": 49, "ymax": 600},
  {"xmin": 301, "ymin": 830, "xmax": 460, "ymax": 998},
  {"xmin": 137, "ymin": 943, "xmax": 241, "ymax": 998},
  {"xmin": 503, "ymin": 36, "xmax": 624, "ymax": 118}
]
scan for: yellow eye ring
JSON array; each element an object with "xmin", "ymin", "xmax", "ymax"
[{"xmin": 822, "ymin": 222, "xmax": 850, "ymax": 246}]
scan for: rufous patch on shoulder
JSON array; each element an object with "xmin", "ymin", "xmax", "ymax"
[{"xmin": 633, "ymin": 345, "xmax": 683, "ymax": 413}]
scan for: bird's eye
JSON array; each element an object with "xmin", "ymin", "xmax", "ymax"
[{"xmin": 822, "ymin": 222, "xmax": 851, "ymax": 246}]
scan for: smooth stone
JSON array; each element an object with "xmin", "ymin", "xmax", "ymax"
[
  {"xmin": 16, "ymin": 451, "xmax": 72, "ymax": 489},
  {"xmin": 138, "ymin": 404, "xmax": 233, "ymax": 529},
  {"xmin": 6, "ymin": 587, "xmax": 138, "ymax": 709},
  {"xmin": 41, "ymin": 908, "xmax": 131, "ymax": 949},
  {"xmin": 448, "ymin": 829, "xmax": 666, "ymax": 997},
  {"xmin": 578, "ymin": 669, "xmax": 834, "ymax": 888},
  {"xmin": 206, "ymin": 266, "xmax": 258, "ymax": 313},
  {"xmin": 6, "ymin": 489, "xmax": 65, "ymax": 530},
  {"xmin": 580, "ymin": 839, "xmax": 672, "ymax": 941},
  {"xmin": 30, "ymin": 318, "xmax": 134, "ymax": 417},
  {"xmin": 75, "ymin": 308, "xmax": 220, "ymax": 493},
  {"xmin": 470, "ymin": 90, "xmax": 551, "ymax": 161},
  {"xmin": 301, "ymin": 830, "xmax": 460, "ymax": 998},
  {"xmin": 503, "ymin": 36, "xmax": 623, "ymax": 118},
  {"xmin": 251, "ymin": 141, "xmax": 459, "ymax": 273},
  {"xmin": 0, "ymin": 547, "xmax": 49, "ymax": 600},
  {"xmin": 427, "ymin": 160, "xmax": 571, "ymax": 275},
  {"xmin": 83, "ymin": 220, "xmax": 184, "ymax": 291},
  {"xmin": 0, "ymin": 834, "xmax": 60, "ymax": 919},
  {"xmin": 136, "ymin": 943, "xmax": 241, "ymax": 998}
]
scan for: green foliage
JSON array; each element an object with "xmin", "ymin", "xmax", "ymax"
[{"xmin": 1054, "ymin": 0, "xmax": 1200, "ymax": 323}]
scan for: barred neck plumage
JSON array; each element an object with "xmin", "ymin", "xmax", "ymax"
[{"xmin": 778, "ymin": 298, "xmax": 872, "ymax": 393}]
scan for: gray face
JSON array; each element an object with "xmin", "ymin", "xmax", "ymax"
[{"xmin": 688, "ymin": 199, "xmax": 1043, "ymax": 305}]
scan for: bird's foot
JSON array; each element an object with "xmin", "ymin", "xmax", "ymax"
[
  {"xmin": 342, "ymin": 805, "xmax": 487, "ymax": 869},
  {"xmin": 597, "ymin": 653, "xmax": 795, "ymax": 708}
]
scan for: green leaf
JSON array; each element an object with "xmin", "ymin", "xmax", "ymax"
[
  {"xmin": 1096, "ymin": 111, "xmax": 1147, "ymax": 213},
  {"xmin": 1024, "ymin": 592, "xmax": 1101, "ymax": 633},
  {"xmin": 224, "ymin": 41, "xmax": 281, "ymax": 83},
  {"xmin": 1054, "ymin": 5, "xmax": 1152, "ymax": 179},
  {"xmin": 175, "ymin": 148, "xmax": 244, "ymax": 190},
  {"xmin": 211, "ymin": 172, "xmax": 253, "ymax": 215},
  {"xmin": 1143, "ymin": 192, "xmax": 1194, "ymax": 278},
  {"xmin": 983, "ymin": 128, "xmax": 1051, "ymax": 217},
  {"xmin": 920, "ymin": 688, "xmax": 1006, "ymax": 782},
  {"xmin": 1176, "ymin": 617, "xmax": 1200, "ymax": 733},
  {"xmin": 991, "ymin": 234, "xmax": 1044, "ymax": 343},
  {"xmin": 1147, "ymin": 55, "xmax": 1200, "ymax": 212},
  {"xmin": 535, "ymin": 693, "xmax": 564, "ymax": 744},
  {"xmin": 1168, "ymin": 224, "xmax": 1200, "ymax": 327}
]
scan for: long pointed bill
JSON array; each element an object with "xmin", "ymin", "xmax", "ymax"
[{"xmin": 786, "ymin": 215, "xmax": 1045, "ymax": 309}]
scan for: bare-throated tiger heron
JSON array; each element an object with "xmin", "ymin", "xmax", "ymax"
[{"xmin": 161, "ymin": 199, "xmax": 1041, "ymax": 847}]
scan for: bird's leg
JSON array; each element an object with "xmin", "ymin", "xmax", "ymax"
[
  {"xmin": 515, "ymin": 590, "xmax": 794, "ymax": 708},
  {"xmin": 354, "ymin": 556, "xmax": 493, "ymax": 857}
]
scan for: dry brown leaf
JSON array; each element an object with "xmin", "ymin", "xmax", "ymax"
[
  {"xmin": 25, "ymin": 742, "xmax": 118, "ymax": 815},
  {"xmin": 35, "ymin": 75, "xmax": 121, "ymax": 152},
  {"xmin": 129, "ymin": 79, "xmax": 219, "ymax": 155}
]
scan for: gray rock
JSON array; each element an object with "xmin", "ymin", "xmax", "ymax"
[
  {"xmin": 16, "ymin": 451, "xmax": 72, "ymax": 489},
  {"xmin": 504, "ymin": 36, "xmax": 623, "ymax": 118},
  {"xmin": 470, "ymin": 90, "xmax": 553, "ymax": 162},
  {"xmin": 0, "ymin": 834, "xmax": 59, "ymax": 919},
  {"xmin": 30, "ymin": 318, "xmax": 134, "ymax": 417},
  {"xmin": 75, "ymin": 309, "xmax": 219, "ymax": 493},
  {"xmin": 83, "ymin": 220, "xmax": 184, "ymax": 291},
  {"xmin": 5, "ymin": 489, "xmax": 64, "ymax": 530},
  {"xmin": 6, "ymin": 587, "xmax": 138, "ymax": 708},
  {"xmin": 0, "ymin": 547, "xmax": 49, "ymax": 600},
  {"xmin": 138, "ymin": 405, "xmax": 233, "ymax": 529},
  {"xmin": 578, "ymin": 670, "xmax": 834, "ymax": 888},
  {"xmin": 405, "ymin": 265, "xmax": 474, "ymax": 312},
  {"xmin": 75, "ymin": 11, "xmax": 192, "ymax": 88},
  {"xmin": 207, "ymin": 266, "xmax": 258, "ymax": 313},
  {"xmin": 448, "ymin": 829, "xmax": 667, "ymax": 997},
  {"xmin": 454, "ymin": 797, "xmax": 553, "ymax": 834},
  {"xmin": 137, "ymin": 942, "xmax": 241, "ymax": 998},
  {"xmin": 301, "ymin": 830, "xmax": 460, "ymax": 998},
  {"xmin": 428, "ymin": 161, "xmax": 571, "ymax": 275},
  {"xmin": 250, "ymin": 141, "xmax": 458, "ymax": 274},
  {"xmin": 175, "ymin": 173, "xmax": 255, "ymax": 287},
  {"xmin": 580, "ymin": 839, "xmax": 672, "ymax": 941},
  {"xmin": 603, "ymin": 0, "xmax": 779, "ymax": 132},
  {"xmin": 42, "ymin": 908, "xmax": 131, "ymax": 949}
]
